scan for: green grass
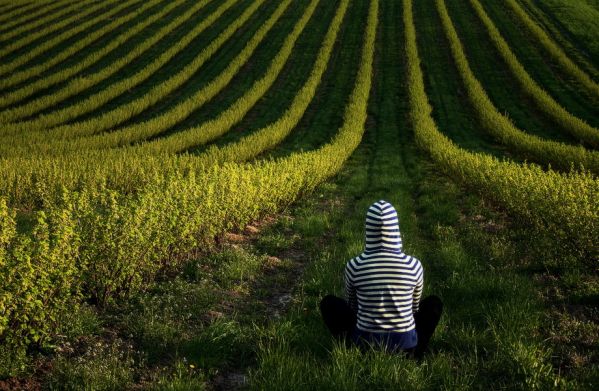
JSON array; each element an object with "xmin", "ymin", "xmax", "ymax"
[
  {"xmin": 31, "ymin": 0, "xmax": 224, "ymax": 117},
  {"xmin": 412, "ymin": 0, "xmax": 510, "ymax": 157},
  {"xmin": 115, "ymin": 0, "xmax": 289, "ymax": 130},
  {"xmin": 188, "ymin": 0, "xmax": 338, "ymax": 152},
  {"xmin": 445, "ymin": 0, "xmax": 582, "ymax": 145},
  {"xmin": 478, "ymin": 0, "xmax": 599, "ymax": 126},
  {"xmin": 262, "ymin": 0, "xmax": 367, "ymax": 157},
  {"xmin": 1, "ymin": 1, "xmax": 131, "ymax": 65},
  {"xmin": 514, "ymin": 0, "xmax": 599, "ymax": 81},
  {"xmin": 531, "ymin": 0, "xmax": 599, "ymax": 66},
  {"xmin": 0, "ymin": 0, "xmax": 597, "ymax": 388},
  {"xmin": 1, "ymin": 0, "xmax": 174, "ymax": 96}
]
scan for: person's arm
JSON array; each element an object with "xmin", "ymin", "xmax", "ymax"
[
  {"xmin": 413, "ymin": 265, "xmax": 423, "ymax": 313},
  {"xmin": 344, "ymin": 263, "xmax": 358, "ymax": 313}
]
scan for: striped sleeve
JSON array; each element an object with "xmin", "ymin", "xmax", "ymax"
[
  {"xmin": 344, "ymin": 262, "xmax": 358, "ymax": 313},
  {"xmin": 412, "ymin": 263, "xmax": 423, "ymax": 313}
]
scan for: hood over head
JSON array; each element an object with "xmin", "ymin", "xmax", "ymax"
[{"xmin": 364, "ymin": 200, "xmax": 402, "ymax": 253}]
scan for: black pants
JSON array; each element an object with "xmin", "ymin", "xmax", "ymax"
[{"xmin": 319, "ymin": 294, "xmax": 443, "ymax": 359}]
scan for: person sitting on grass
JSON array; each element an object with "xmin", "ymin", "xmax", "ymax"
[{"xmin": 320, "ymin": 200, "xmax": 443, "ymax": 359}]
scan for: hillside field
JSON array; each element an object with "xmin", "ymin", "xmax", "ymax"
[{"xmin": 0, "ymin": 0, "xmax": 597, "ymax": 389}]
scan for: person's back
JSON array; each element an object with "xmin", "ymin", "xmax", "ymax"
[
  {"xmin": 345, "ymin": 200, "xmax": 423, "ymax": 349},
  {"xmin": 320, "ymin": 200, "xmax": 443, "ymax": 358}
]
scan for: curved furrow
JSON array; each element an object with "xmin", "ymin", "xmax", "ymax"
[
  {"xmin": 444, "ymin": 0, "xmax": 579, "ymax": 146},
  {"xmin": 477, "ymin": 0, "xmax": 599, "ymax": 123},
  {"xmin": 504, "ymin": 0, "xmax": 598, "ymax": 98},
  {"xmin": 468, "ymin": 0, "xmax": 599, "ymax": 147},
  {"xmin": 0, "ymin": 0, "xmax": 170, "ymax": 94},
  {"xmin": 0, "ymin": 0, "xmax": 376, "ymax": 213},
  {"xmin": 527, "ymin": 0, "xmax": 599, "ymax": 65},
  {"xmin": 0, "ymin": 0, "xmax": 297, "ymax": 155},
  {"xmin": 413, "ymin": 0, "xmax": 505, "ymax": 157},
  {"xmin": 0, "ymin": 0, "xmax": 228, "ymax": 134},
  {"xmin": 436, "ymin": 0, "xmax": 599, "ymax": 173},
  {"xmin": 0, "ymin": 0, "xmax": 76, "ymax": 32},
  {"xmin": 0, "ymin": 0, "xmax": 205, "ymax": 123},
  {"xmin": 18, "ymin": 0, "xmax": 346, "ymax": 163},
  {"xmin": 0, "ymin": 0, "xmax": 377, "ymax": 354},
  {"xmin": 0, "ymin": 0, "xmax": 91, "ymax": 45},
  {"xmin": 133, "ymin": 0, "xmax": 349, "ymax": 158},
  {"xmin": 516, "ymin": 0, "xmax": 599, "ymax": 79},
  {"xmin": 0, "ymin": 0, "xmax": 124, "ymax": 65},
  {"xmin": 405, "ymin": 0, "xmax": 597, "ymax": 259},
  {"xmin": 259, "ymin": 0, "xmax": 365, "ymax": 158}
]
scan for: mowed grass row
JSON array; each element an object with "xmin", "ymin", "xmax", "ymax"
[
  {"xmin": 444, "ymin": 0, "xmax": 578, "ymax": 146},
  {"xmin": 515, "ymin": 0, "xmax": 599, "ymax": 81},
  {"xmin": 78, "ymin": 0, "xmax": 320, "ymax": 153},
  {"xmin": 468, "ymin": 0, "xmax": 599, "ymax": 147},
  {"xmin": 436, "ymin": 0, "xmax": 599, "ymax": 173},
  {"xmin": 0, "ymin": 0, "xmax": 89, "ymax": 44},
  {"xmin": 412, "ymin": 0, "xmax": 505, "ymax": 157},
  {"xmin": 525, "ymin": 0, "xmax": 599, "ymax": 66},
  {"xmin": 0, "ymin": 0, "xmax": 300, "ymax": 155},
  {"xmin": 0, "ymin": 0, "xmax": 376, "ymax": 358},
  {"xmin": 261, "ymin": 0, "xmax": 364, "ymax": 159},
  {"xmin": 0, "ymin": 0, "xmax": 360, "ymax": 205},
  {"xmin": 0, "ymin": 0, "xmax": 226, "ymax": 130},
  {"xmin": 177, "ymin": 0, "xmax": 343, "ymax": 152}
]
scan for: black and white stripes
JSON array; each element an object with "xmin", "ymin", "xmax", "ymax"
[{"xmin": 345, "ymin": 200, "xmax": 423, "ymax": 333}]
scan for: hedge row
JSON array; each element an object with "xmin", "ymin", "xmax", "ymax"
[
  {"xmin": 404, "ymin": 0, "xmax": 597, "ymax": 263},
  {"xmin": 0, "ymin": 0, "xmax": 377, "ymax": 351},
  {"xmin": 504, "ymin": 0, "xmax": 599, "ymax": 98},
  {"xmin": 0, "ymin": 0, "xmax": 170, "ymax": 94},
  {"xmin": 0, "ymin": 0, "xmax": 220, "ymax": 132},
  {"xmin": 0, "ymin": 0, "xmax": 128, "ymax": 75},
  {"xmin": 436, "ymin": 0, "xmax": 599, "ymax": 173},
  {"xmin": 468, "ymin": 0, "xmax": 599, "ymax": 147}
]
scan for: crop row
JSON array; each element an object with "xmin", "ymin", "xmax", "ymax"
[
  {"xmin": 504, "ymin": 0, "xmax": 598, "ymax": 98},
  {"xmin": 405, "ymin": 0, "xmax": 597, "ymax": 265},
  {"xmin": 0, "ymin": 0, "xmax": 167, "ymax": 93},
  {"xmin": 516, "ymin": 0, "xmax": 599, "ymax": 81},
  {"xmin": 0, "ymin": 0, "xmax": 322, "ymax": 182},
  {"xmin": 0, "ymin": 0, "xmax": 275, "ymax": 155},
  {"xmin": 0, "ymin": 0, "xmax": 203, "ymax": 123},
  {"xmin": 0, "ymin": 0, "xmax": 126, "ymax": 73},
  {"xmin": 0, "ymin": 0, "xmax": 376, "ymax": 352},
  {"xmin": 467, "ymin": 0, "xmax": 599, "ymax": 148},
  {"xmin": 436, "ymin": 0, "xmax": 599, "ymax": 173},
  {"xmin": 54, "ymin": 0, "xmax": 319, "ymax": 155},
  {"xmin": 139, "ymin": 0, "xmax": 348, "ymax": 158},
  {"xmin": 0, "ymin": 0, "xmax": 89, "ymax": 44},
  {"xmin": 0, "ymin": 0, "xmax": 227, "ymax": 134},
  {"xmin": 0, "ymin": 0, "xmax": 80, "ymax": 35}
]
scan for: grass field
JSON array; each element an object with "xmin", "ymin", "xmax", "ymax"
[{"xmin": 0, "ymin": 0, "xmax": 597, "ymax": 389}]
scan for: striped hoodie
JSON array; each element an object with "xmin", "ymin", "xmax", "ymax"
[{"xmin": 345, "ymin": 200, "xmax": 423, "ymax": 333}]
